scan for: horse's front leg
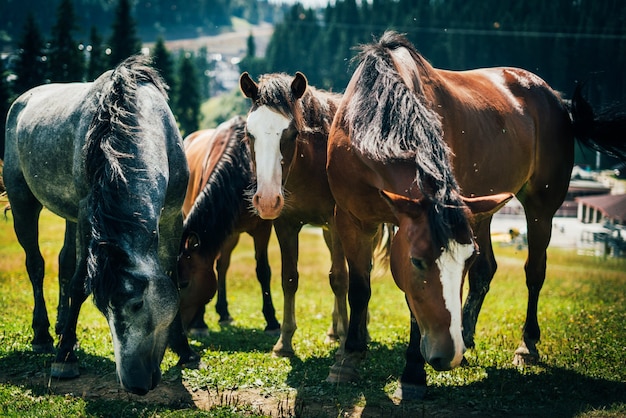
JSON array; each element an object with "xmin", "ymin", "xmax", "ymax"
[
  {"xmin": 215, "ymin": 233, "xmax": 240, "ymax": 325},
  {"xmin": 327, "ymin": 208, "xmax": 376, "ymax": 382},
  {"xmin": 393, "ymin": 304, "xmax": 427, "ymax": 400},
  {"xmin": 51, "ymin": 257, "xmax": 87, "ymax": 378},
  {"xmin": 271, "ymin": 219, "xmax": 301, "ymax": 357},
  {"xmin": 251, "ymin": 220, "xmax": 280, "ymax": 333},
  {"xmin": 462, "ymin": 218, "xmax": 497, "ymax": 349},
  {"xmin": 55, "ymin": 221, "xmax": 76, "ymax": 336}
]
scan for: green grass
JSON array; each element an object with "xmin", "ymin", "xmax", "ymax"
[{"xmin": 0, "ymin": 205, "xmax": 625, "ymax": 417}]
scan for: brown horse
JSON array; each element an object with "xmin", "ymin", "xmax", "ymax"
[
  {"xmin": 327, "ymin": 31, "xmax": 626, "ymax": 399},
  {"xmin": 178, "ymin": 117, "xmax": 280, "ymax": 334},
  {"xmin": 239, "ymin": 71, "xmax": 363, "ymax": 356}
]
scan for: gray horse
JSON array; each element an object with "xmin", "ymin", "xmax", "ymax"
[{"xmin": 3, "ymin": 56, "xmax": 197, "ymax": 395}]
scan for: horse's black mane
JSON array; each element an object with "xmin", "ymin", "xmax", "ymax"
[
  {"xmin": 183, "ymin": 116, "xmax": 251, "ymax": 257},
  {"xmin": 84, "ymin": 55, "xmax": 169, "ymax": 311},
  {"xmin": 346, "ymin": 31, "xmax": 470, "ymax": 250},
  {"xmin": 254, "ymin": 73, "xmax": 341, "ymax": 138}
]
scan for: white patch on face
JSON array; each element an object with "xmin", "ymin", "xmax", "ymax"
[
  {"xmin": 246, "ymin": 106, "xmax": 292, "ymax": 193},
  {"xmin": 436, "ymin": 241, "xmax": 474, "ymax": 362},
  {"xmin": 484, "ymin": 70, "xmax": 524, "ymax": 114},
  {"xmin": 107, "ymin": 313, "xmax": 123, "ymax": 378}
]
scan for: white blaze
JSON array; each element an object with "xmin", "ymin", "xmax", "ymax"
[
  {"xmin": 246, "ymin": 106, "xmax": 292, "ymax": 195},
  {"xmin": 436, "ymin": 241, "xmax": 474, "ymax": 364}
]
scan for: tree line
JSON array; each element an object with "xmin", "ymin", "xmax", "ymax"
[
  {"xmin": 0, "ymin": 0, "xmax": 226, "ymax": 141},
  {"xmin": 240, "ymin": 0, "xmax": 626, "ymax": 168},
  {"xmin": 248, "ymin": 0, "xmax": 625, "ymax": 104}
]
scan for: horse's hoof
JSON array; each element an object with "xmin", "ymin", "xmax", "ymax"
[
  {"xmin": 271, "ymin": 348, "xmax": 295, "ymax": 358},
  {"xmin": 177, "ymin": 351, "xmax": 202, "ymax": 369},
  {"xmin": 324, "ymin": 334, "xmax": 340, "ymax": 344},
  {"xmin": 218, "ymin": 317, "xmax": 234, "ymax": 326},
  {"xmin": 326, "ymin": 362, "xmax": 359, "ymax": 383},
  {"xmin": 392, "ymin": 382, "xmax": 427, "ymax": 401},
  {"xmin": 32, "ymin": 342, "xmax": 55, "ymax": 354},
  {"xmin": 50, "ymin": 361, "xmax": 80, "ymax": 379},
  {"xmin": 187, "ymin": 328, "xmax": 210, "ymax": 338},
  {"xmin": 264, "ymin": 325, "xmax": 281, "ymax": 336},
  {"xmin": 513, "ymin": 345, "xmax": 539, "ymax": 366}
]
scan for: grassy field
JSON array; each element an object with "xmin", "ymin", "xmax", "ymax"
[{"xmin": 0, "ymin": 204, "xmax": 625, "ymax": 417}]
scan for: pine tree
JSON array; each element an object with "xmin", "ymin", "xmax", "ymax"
[
  {"xmin": 48, "ymin": 0, "xmax": 84, "ymax": 82},
  {"xmin": 87, "ymin": 26, "xmax": 107, "ymax": 80},
  {"xmin": 175, "ymin": 52, "xmax": 201, "ymax": 137},
  {"xmin": 108, "ymin": 0, "xmax": 142, "ymax": 67},
  {"xmin": 0, "ymin": 57, "xmax": 12, "ymax": 160},
  {"xmin": 13, "ymin": 13, "xmax": 47, "ymax": 95},
  {"xmin": 151, "ymin": 36, "xmax": 176, "ymax": 97}
]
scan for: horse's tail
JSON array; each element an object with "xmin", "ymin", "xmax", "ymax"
[
  {"xmin": 183, "ymin": 116, "xmax": 251, "ymax": 257},
  {"xmin": 570, "ymin": 83, "xmax": 626, "ymax": 161}
]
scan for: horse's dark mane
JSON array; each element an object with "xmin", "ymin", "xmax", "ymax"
[
  {"xmin": 84, "ymin": 55, "xmax": 168, "ymax": 311},
  {"xmin": 255, "ymin": 73, "xmax": 342, "ymax": 139},
  {"xmin": 347, "ymin": 31, "xmax": 470, "ymax": 250},
  {"xmin": 183, "ymin": 116, "xmax": 251, "ymax": 257}
]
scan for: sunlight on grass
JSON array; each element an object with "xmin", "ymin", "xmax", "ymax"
[{"xmin": 1, "ymin": 204, "xmax": 625, "ymax": 416}]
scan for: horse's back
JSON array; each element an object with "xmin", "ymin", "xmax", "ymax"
[
  {"xmin": 4, "ymin": 81, "xmax": 101, "ymax": 219},
  {"xmin": 435, "ymin": 66, "xmax": 573, "ymax": 198},
  {"xmin": 183, "ymin": 129, "xmax": 216, "ymax": 216}
]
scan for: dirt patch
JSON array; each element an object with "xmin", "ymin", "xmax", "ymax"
[{"xmin": 1, "ymin": 365, "xmax": 437, "ymax": 417}]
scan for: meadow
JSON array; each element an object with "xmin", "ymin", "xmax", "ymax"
[{"xmin": 0, "ymin": 205, "xmax": 625, "ymax": 417}]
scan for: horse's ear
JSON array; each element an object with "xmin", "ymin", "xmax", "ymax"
[
  {"xmin": 291, "ymin": 72, "xmax": 308, "ymax": 100},
  {"xmin": 240, "ymin": 72, "xmax": 259, "ymax": 100},
  {"xmin": 380, "ymin": 190, "xmax": 425, "ymax": 219},
  {"xmin": 463, "ymin": 192, "xmax": 514, "ymax": 222}
]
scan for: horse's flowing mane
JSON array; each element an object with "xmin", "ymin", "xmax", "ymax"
[
  {"xmin": 84, "ymin": 55, "xmax": 168, "ymax": 311},
  {"xmin": 183, "ymin": 116, "xmax": 251, "ymax": 257},
  {"xmin": 345, "ymin": 31, "xmax": 470, "ymax": 250},
  {"xmin": 254, "ymin": 73, "xmax": 341, "ymax": 139}
]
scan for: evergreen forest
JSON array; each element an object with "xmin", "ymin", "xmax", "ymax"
[{"xmin": 1, "ymin": 0, "xmax": 625, "ymax": 166}]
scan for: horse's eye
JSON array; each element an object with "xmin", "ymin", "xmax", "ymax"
[
  {"xmin": 410, "ymin": 257, "xmax": 427, "ymax": 271},
  {"xmin": 129, "ymin": 299, "xmax": 144, "ymax": 314}
]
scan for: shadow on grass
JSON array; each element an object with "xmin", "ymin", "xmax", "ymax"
[
  {"xmin": 282, "ymin": 342, "xmax": 626, "ymax": 417},
  {"xmin": 187, "ymin": 322, "xmax": 284, "ymax": 353},
  {"xmin": 0, "ymin": 348, "xmax": 197, "ymax": 414}
]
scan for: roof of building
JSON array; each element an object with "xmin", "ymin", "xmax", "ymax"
[{"xmin": 575, "ymin": 194, "xmax": 626, "ymax": 223}]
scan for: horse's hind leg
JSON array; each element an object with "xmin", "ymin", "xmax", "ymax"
[
  {"xmin": 251, "ymin": 221, "xmax": 280, "ymax": 333},
  {"xmin": 513, "ymin": 199, "xmax": 553, "ymax": 366},
  {"xmin": 462, "ymin": 218, "xmax": 497, "ymax": 350},
  {"xmin": 8, "ymin": 188, "xmax": 53, "ymax": 353},
  {"xmin": 55, "ymin": 221, "xmax": 76, "ymax": 335}
]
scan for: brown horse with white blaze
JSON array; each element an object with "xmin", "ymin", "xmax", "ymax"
[
  {"xmin": 239, "ymin": 71, "xmax": 365, "ymax": 357},
  {"xmin": 327, "ymin": 31, "xmax": 626, "ymax": 399}
]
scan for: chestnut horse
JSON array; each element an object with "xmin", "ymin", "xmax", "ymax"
[
  {"xmin": 327, "ymin": 31, "xmax": 626, "ymax": 398},
  {"xmin": 178, "ymin": 117, "xmax": 280, "ymax": 334},
  {"xmin": 240, "ymin": 72, "xmax": 362, "ymax": 356}
]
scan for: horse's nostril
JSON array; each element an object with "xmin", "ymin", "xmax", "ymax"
[
  {"xmin": 274, "ymin": 195, "xmax": 283, "ymax": 209},
  {"xmin": 428, "ymin": 357, "xmax": 451, "ymax": 371}
]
